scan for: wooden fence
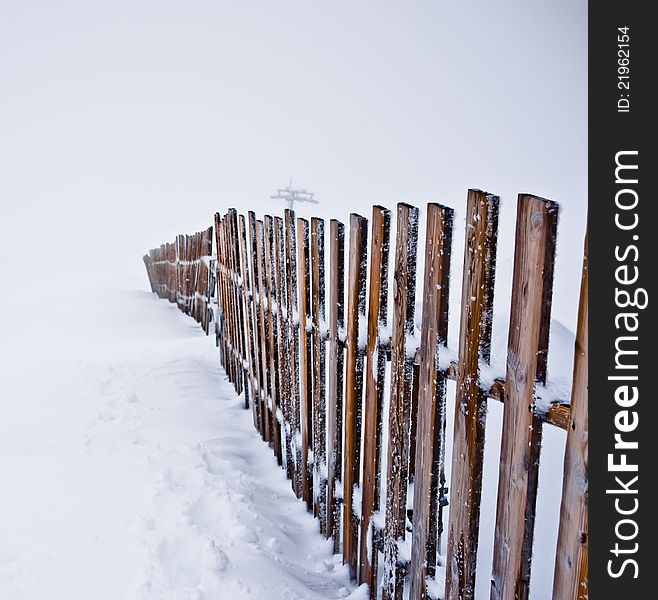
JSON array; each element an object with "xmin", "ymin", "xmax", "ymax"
[{"xmin": 143, "ymin": 191, "xmax": 588, "ymax": 600}]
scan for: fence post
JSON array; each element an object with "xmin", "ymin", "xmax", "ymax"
[
  {"xmin": 491, "ymin": 194, "xmax": 558, "ymax": 600},
  {"xmin": 382, "ymin": 203, "xmax": 419, "ymax": 600},
  {"xmin": 445, "ymin": 190, "xmax": 499, "ymax": 600},
  {"xmin": 409, "ymin": 203, "xmax": 454, "ymax": 599},
  {"xmin": 552, "ymin": 234, "xmax": 588, "ymax": 600},
  {"xmin": 358, "ymin": 205, "xmax": 391, "ymax": 595},
  {"xmin": 326, "ymin": 219, "xmax": 346, "ymax": 552},
  {"xmin": 343, "ymin": 213, "xmax": 369, "ymax": 580}
]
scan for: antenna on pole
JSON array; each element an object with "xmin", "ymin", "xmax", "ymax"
[{"xmin": 271, "ymin": 178, "xmax": 318, "ymax": 212}]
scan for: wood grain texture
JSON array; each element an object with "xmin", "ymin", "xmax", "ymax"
[
  {"xmin": 383, "ymin": 203, "xmax": 419, "ymax": 600},
  {"xmin": 274, "ymin": 216, "xmax": 297, "ymax": 483},
  {"xmin": 490, "ymin": 194, "xmax": 556, "ymax": 600},
  {"xmin": 343, "ymin": 213, "xmax": 368, "ymax": 580},
  {"xmin": 238, "ymin": 215, "xmax": 259, "ymax": 428},
  {"xmin": 409, "ymin": 203, "xmax": 453, "ymax": 600},
  {"xmin": 248, "ymin": 212, "xmax": 265, "ymax": 437},
  {"xmin": 326, "ymin": 219, "xmax": 345, "ymax": 552},
  {"xmin": 358, "ymin": 205, "xmax": 391, "ymax": 595},
  {"xmin": 265, "ymin": 216, "xmax": 283, "ymax": 465},
  {"xmin": 297, "ymin": 217, "xmax": 314, "ymax": 510},
  {"xmin": 284, "ymin": 209, "xmax": 303, "ymax": 498},
  {"xmin": 255, "ymin": 219, "xmax": 272, "ymax": 443},
  {"xmin": 311, "ymin": 218, "xmax": 328, "ymax": 528},
  {"xmin": 552, "ymin": 234, "xmax": 588, "ymax": 600},
  {"xmin": 445, "ymin": 190, "xmax": 499, "ymax": 600}
]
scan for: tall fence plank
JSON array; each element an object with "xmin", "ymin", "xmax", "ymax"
[
  {"xmin": 552, "ymin": 234, "xmax": 588, "ymax": 600},
  {"xmin": 298, "ymin": 217, "xmax": 314, "ymax": 510},
  {"xmin": 248, "ymin": 212, "xmax": 265, "ymax": 438},
  {"xmin": 265, "ymin": 215, "xmax": 284, "ymax": 465},
  {"xmin": 284, "ymin": 209, "xmax": 303, "ymax": 498},
  {"xmin": 274, "ymin": 216, "xmax": 297, "ymax": 483},
  {"xmin": 255, "ymin": 219, "xmax": 272, "ymax": 444},
  {"xmin": 518, "ymin": 199, "xmax": 558, "ymax": 599},
  {"xmin": 383, "ymin": 203, "xmax": 419, "ymax": 600},
  {"xmin": 358, "ymin": 205, "xmax": 391, "ymax": 595},
  {"xmin": 238, "ymin": 215, "xmax": 259, "ymax": 428},
  {"xmin": 311, "ymin": 217, "xmax": 328, "ymax": 527},
  {"xmin": 445, "ymin": 190, "xmax": 499, "ymax": 600},
  {"xmin": 409, "ymin": 203, "xmax": 454, "ymax": 599},
  {"xmin": 491, "ymin": 194, "xmax": 558, "ymax": 600},
  {"xmin": 343, "ymin": 213, "xmax": 369, "ymax": 580},
  {"xmin": 326, "ymin": 219, "xmax": 346, "ymax": 552}
]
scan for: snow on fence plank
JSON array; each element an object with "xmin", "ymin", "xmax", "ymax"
[{"xmin": 144, "ymin": 190, "xmax": 588, "ymax": 600}]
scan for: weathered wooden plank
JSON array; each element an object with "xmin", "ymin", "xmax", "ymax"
[
  {"xmin": 284, "ymin": 209, "xmax": 303, "ymax": 498},
  {"xmin": 238, "ymin": 215, "xmax": 260, "ymax": 429},
  {"xmin": 265, "ymin": 215, "xmax": 283, "ymax": 465},
  {"xmin": 255, "ymin": 219, "xmax": 272, "ymax": 443},
  {"xmin": 310, "ymin": 217, "xmax": 328, "ymax": 527},
  {"xmin": 248, "ymin": 212, "xmax": 265, "ymax": 437},
  {"xmin": 490, "ymin": 194, "xmax": 558, "ymax": 600},
  {"xmin": 274, "ymin": 216, "xmax": 297, "ymax": 482},
  {"xmin": 214, "ymin": 215, "xmax": 230, "ymax": 378},
  {"xmin": 226, "ymin": 218, "xmax": 242, "ymax": 393},
  {"xmin": 445, "ymin": 190, "xmax": 499, "ymax": 600},
  {"xmin": 326, "ymin": 219, "xmax": 346, "ymax": 552},
  {"xmin": 358, "ymin": 205, "xmax": 391, "ymax": 594},
  {"xmin": 297, "ymin": 217, "xmax": 314, "ymax": 509},
  {"xmin": 517, "ymin": 199, "xmax": 558, "ymax": 600},
  {"xmin": 382, "ymin": 203, "xmax": 419, "ymax": 600},
  {"xmin": 343, "ymin": 213, "xmax": 369, "ymax": 580},
  {"xmin": 229, "ymin": 210, "xmax": 247, "ymax": 398},
  {"xmin": 409, "ymin": 203, "xmax": 453, "ymax": 600},
  {"xmin": 552, "ymin": 234, "xmax": 588, "ymax": 600}
]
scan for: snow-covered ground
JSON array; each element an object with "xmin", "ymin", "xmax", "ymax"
[{"xmin": 0, "ymin": 252, "xmax": 370, "ymax": 599}]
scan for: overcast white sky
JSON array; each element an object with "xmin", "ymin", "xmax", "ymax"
[{"xmin": 1, "ymin": 0, "xmax": 586, "ymax": 321}]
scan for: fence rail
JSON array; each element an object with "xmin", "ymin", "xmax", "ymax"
[{"xmin": 144, "ymin": 190, "xmax": 588, "ymax": 600}]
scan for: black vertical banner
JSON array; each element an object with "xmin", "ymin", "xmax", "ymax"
[{"xmin": 590, "ymin": 3, "xmax": 656, "ymax": 597}]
